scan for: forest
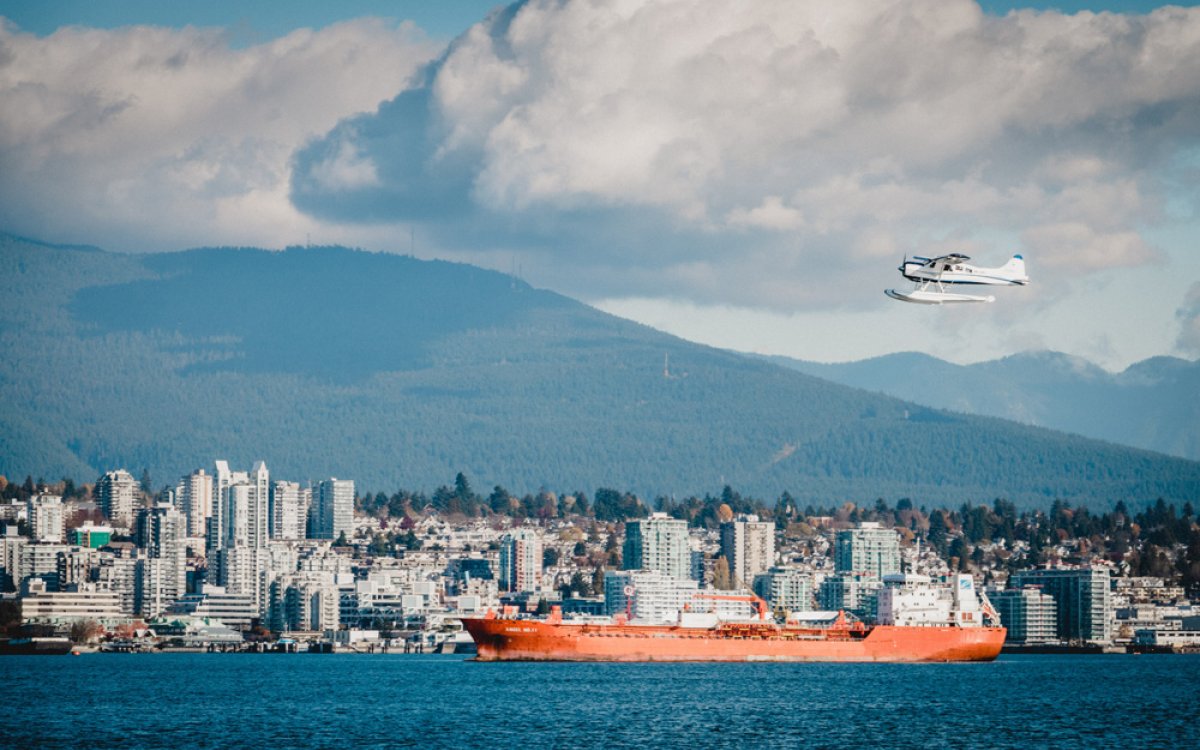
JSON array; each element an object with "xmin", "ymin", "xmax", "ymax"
[{"xmin": 3, "ymin": 232, "xmax": 1199, "ymax": 508}]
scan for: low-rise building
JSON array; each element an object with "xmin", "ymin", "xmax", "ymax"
[{"xmin": 20, "ymin": 579, "xmax": 123, "ymax": 625}]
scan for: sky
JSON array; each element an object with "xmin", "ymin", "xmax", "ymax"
[{"xmin": 1, "ymin": 0, "xmax": 1198, "ymax": 371}]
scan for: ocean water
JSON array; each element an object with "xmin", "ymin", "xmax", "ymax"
[{"xmin": 3, "ymin": 654, "xmax": 1198, "ymax": 749}]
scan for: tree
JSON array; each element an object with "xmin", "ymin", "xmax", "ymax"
[
  {"xmin": 927, "ymin": 510, "xmax": 949, "ymax": 556},
  {"xmin": 713, "ymin": 556, "xmax": 732, "ymax": 590},
  {"xmin": 543, "ymin": 548, "xmax": 560, "ymax": 567},
  {"xmin": 454, "ymin": 472, "xmax": 473, "ymax": 502},
  {"xmin": 69, "ymin": 619, "xmax": 103, "ymax": 644},
  {"xmin": 335, "ymin": 531, "xmax": 349, "ymax": 547}
]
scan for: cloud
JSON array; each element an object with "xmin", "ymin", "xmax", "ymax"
[
  {"xmin": 288, "ymin": 0, "xmax": 1200, "ymax": 309},
  {"xmin": 1177, "ymin": 282, "xmax": 1200, "ymax": 357},
  {"xmin": 0, "ymin": 18, "xmax": 439, "ymax": 250}
]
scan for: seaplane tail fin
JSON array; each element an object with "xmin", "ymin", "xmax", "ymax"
[{"xmin": 1001, "ymin": 254, "xmax": 1028, "ymax": 283}]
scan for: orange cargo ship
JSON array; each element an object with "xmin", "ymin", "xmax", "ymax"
[
  {"xmin": 463, "ymin": 607, "xmax": 1006, "ymax": 663},
  {"xmin": 463, "ymin": 576, "xmax": 1006, "ymax": 663}
]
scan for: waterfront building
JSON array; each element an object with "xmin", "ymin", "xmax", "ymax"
[
  {"xmin": 989, "ymin": 586, "xmax": 1058, "ymax": 644},
  {"xmin": 720, "ymin": 514, "xmax": 775, "ymax": 587},
  {"xmin": 499, "ymin": 528, "xmax": 543, "ymax": 593},
  {"xmin": 167, "ymin": 584, "xmax": 258, "ymax": 629},
  {"xmin": 623, "ymin": 513, "xmax": 690, "ymax": 581},
  {"xmin": 311, "ymin": 478, "xmax": 354, "ymax": 541},
  {"xmin": 834, "ymin": 522, "xmax": 901, "ymax": 578},
  {"xmin": 276, "ymin": 572, "xmax": 339, "ymax": 631},
  {"xmin": 270, "ymin": 480, "xmax": 308, "ymax": 540},
  {"xmin": 176, "ymin": 469, "xmax": 213, "ymax": 539},
  {"xmin": 1132, "ymin": 629, "xmax": 1200, "ymax": 649},
  {"xmin": 752, "ymin": 566, "xmax": 813, "ymax": 613},
  {"xmin": 27, "ymin": 494, "xmax": 64, "ymax": 543},
  {"xmin": 19, "ymin": 579, "xmax": 123, "ymax": 625},
  {"xmin": 1011, "ymin": 567, "xmax": 1112, "ymax": 644},
  {"xmin": 604, "ymin": 569, "xmax": 700, "ymax": 623},
  {"xmin": 95, "ymin": 469, "xmax": 138, "ymax": 528}
]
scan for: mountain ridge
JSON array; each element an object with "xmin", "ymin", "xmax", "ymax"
[
  {"xmin": 762, "ymin": 349, "xmax": 1200, "ymax": 461},
  {"xmin": 1, "ymin": 231, "xmax": 1197, "ymax": 508}
]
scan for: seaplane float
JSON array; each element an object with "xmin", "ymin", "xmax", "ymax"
[{"xmin": 885, "ymin": 253, "xmax": 1029, "ymax": 304}]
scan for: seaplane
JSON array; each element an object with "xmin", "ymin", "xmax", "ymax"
[{"xmin": 885, "ymin": 253, "xmax": 1029, "ymax": 304}]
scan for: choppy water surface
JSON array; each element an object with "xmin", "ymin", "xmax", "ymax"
[{"xmin": 4, "ymin": 654, "xmax": 1199, "ymax": 749}]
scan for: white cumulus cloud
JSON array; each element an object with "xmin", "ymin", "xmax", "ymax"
[
  {"xmin": 289, "ymin": 0, "xmax": 1200, "ymax": 310},
  {"xmin": 0, "ymin": 17, "xmax": 439, "ymax": 251}
]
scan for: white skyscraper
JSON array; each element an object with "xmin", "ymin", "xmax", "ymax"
[
  {"xmin": 248, "ymin": 461, "xmax": 270, "ymax": 549},
  {"xmin": 224, "ymin": 483, "xmax": 252, "ymax": 549},
  {"xmin": 834, "ymin": 522, "xmax": 901, "ymax": 577},
  {"xmin": 176, "ymin": 469, "xmax": 213, "ymax": 538},
  {"xmin": 136, "ymin": 503, "xmax": 187, "ymax": 612},
  {"xmin": 270, "ymin": 480, "xmax": 308, "ymax": 540},
  {"xmin": 96, "ymin": 469, "xmax": 138, "ymax": 528},
  {"xmin": 623, "ymin": 513, "xmax": 690, "ymax": 580},
  {"xmin": 312, "ymin": 478, "xmax": 354, "ymax": 542},
  {"xmin": 27, "ymin": 494, "xmax": 65, "ymax": 543},
  {"xmin": 208, "ymin": 460, "xmax": 233, "ymax": 552},
  {"xmin": 720, "ymin": 515, "xmax": 776, "ymax": 587},
  {"xmin": 499, "ymin": 528, "xmax": 543, "ymax": 593}
]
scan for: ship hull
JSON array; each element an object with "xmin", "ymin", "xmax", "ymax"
[{"xmin": 462, "ymin": 618, "xmax": 1006, "ymax": 663}]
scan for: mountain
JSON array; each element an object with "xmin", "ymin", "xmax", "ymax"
[
  {"xmin": 2, "ymin": 232, "xmax": 1198, "ymax": 509},
  {"xmin": 766, "ymin": 351, "xmax": 1200, "ymax": 462}
]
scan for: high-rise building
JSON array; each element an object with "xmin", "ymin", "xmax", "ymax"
[
  {"xmin": 988, "ymin": 586, "xmax": 1058, "ymax": 644},
  {"xmin": 224, "ymin": 483, "xmax": 252, "ymax": 549},
  {"xmin": 312, "ymin": 478, "xmax": 354, "ymax": 542},
  {"xmin": 176, "ymin": 469, "xmax": 213, "ymax": 538},
  {"xmin": 752, "ymin": 567, "xmax": 813, "ymax": 613},
  {"xmin": 499, "ymin": 528, "xmax": 543, "ymax": 593},
  {"xmin": 720, "ymin": 514, "xmax": 775, "ymax": 587},
  {"xmin": 208, "ymin": 460, "xmax": 233, "ymax": 552},
  {"xmin": 623, "ymin": 513, "xmax": 690, "ymax": 580},
  {"xmin": 27, "ymin": 494, "xmax": 65, "ymax": 543},
  {"xmin": 248, "ymin": 461, "xmax": 270, "ymax": 549},
  {"xmin": 96, "ymin": 469, "xmax": 138, "ymax": 528},
  {"xmin": 218, "ymin": 546, "xmax": 268, "ymax": 614},
  {"xmin": 270, "ymin": 480, "xmax": 308, "ymax": 540},
  {"xmin": 818, "ymin": 573, "xmax": 883, "ymax": 620},
  {"xmin": 135, "ymin": 504, "xmax": 187, "ymax": 614},
  {"xmin": 834, "ymin": 522, "xmax": 901, "ymax": 577},
  {"xmin": 1010, "ymin": 567, "xmax": 1112, "ymax": 644}
]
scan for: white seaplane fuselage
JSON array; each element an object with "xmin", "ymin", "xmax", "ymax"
[
  {"xmin": 886, "ymin": 254, "xmax": 1028, "ymax": 305},
  {"xmin": 900, "ymin": 255, "xmax": 1029, "ymax": 286}
]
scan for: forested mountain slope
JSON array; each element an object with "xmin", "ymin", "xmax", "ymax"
[{"xmin": 2, "ymin": 232, "xmax": 1197, "ymax": 509}]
